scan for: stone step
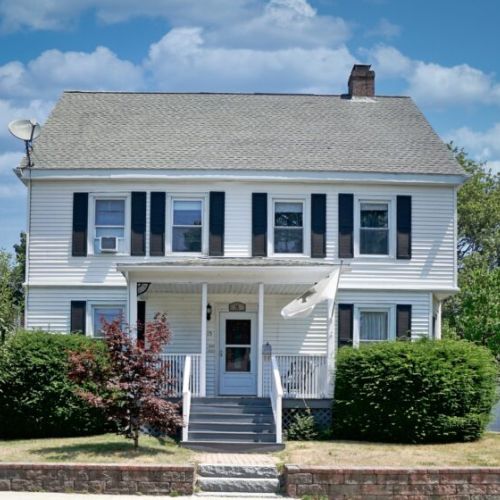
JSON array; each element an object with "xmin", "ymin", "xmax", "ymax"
[
  {"xmin": 191, "ymin": 405, "xmax": 273, "ymax": 415},
  {"xmin": 197, "ymin": 477, "xmax": 280, "ymax": 494},
  {"xmin": 192, "ymin": 397, "xmax": 270, "ymax": 405},
  {"xmin": 190, "ymin": 421, "xmax": 275, "ymax": 433},
  {"xmin": 182, "ymin": 441, "xmax": 285, "ymax": 453},
  {"xmin": 190, "ymin": 412, "xmax": 275, "ymax": 424},
  {"xmin": 189, "ymin": 430, "xmax": 276, "ymax": 442},
  {"xmin": 195, "ymin": 493, "xmax": 282, "ymax": 498},
  {"xmin": 198, "ymin": 464, "xmax": 279, "ymax": 479}
]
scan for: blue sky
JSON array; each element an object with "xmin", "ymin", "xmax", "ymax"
[{"xmin": 0, "ymin": 0, "xmax": 499, "ymax": 251}]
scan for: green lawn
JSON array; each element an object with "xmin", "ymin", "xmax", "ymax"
[
  {"xmin": 0, "ymin": 432, "xmax": 499, "ymax": 467},
  {"xmin": 0, "ymin": 433, "xmax": 194, "ymax": 464},
  {"xmin": 278, "ymin": 433, "xmax": 500, "ymax": 467}
]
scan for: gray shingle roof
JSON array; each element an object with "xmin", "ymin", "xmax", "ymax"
[{"xmin": 29, "ymin": 91, "xmax": 464, "ymax": 175}]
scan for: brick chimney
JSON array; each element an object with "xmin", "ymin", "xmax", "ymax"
[{"xmin": 348, "ymin": 64, "xmax": 375, "ymax": 97}]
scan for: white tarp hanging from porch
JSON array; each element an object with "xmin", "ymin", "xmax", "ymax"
[{"xmin": 281, "ymin": 267, "xmax": 341, "ymax": 319}]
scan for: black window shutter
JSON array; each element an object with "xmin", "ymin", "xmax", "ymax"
[
  {"xmin": 311, "ymin": 194, "xmax": 326, "ymax": 258},
  {"xmin": 137, "ymin": 301, "xmax": 146, "ymax": 343},
  {"xmin": 131, "ymin": 192, "xmax": 146, "ymax": 256},
  {"xmin": 338, "ymin": 304, "xmax": 353, "ymax": 347},
  {"xmin": 72, "ymin": 193, "xmax": 88, "ymax": 257},
  {"xmin": 70, "ymin": 301, "xmax": 86, "ymax": 334},
  {"xmin": 397, "ymin": 195, "xmax": 412, "ymax": 259},
  {"xmin": 150, "ymin": 192, "xmax": 166, "ymax": 256},
  {"xmin": 209, "ymin": 192, "xmax": 225, "ymax": 256},
  {"xmin": 252, "ymin": 193, "xmax": 268, "ymax": 257},
  {"xmin": 396, "ymin": 304, "xmax": 412, "ymax": 339},
  {"xmin": 338, "ymin": 194, "xmax": 353, "ymax": 258}
]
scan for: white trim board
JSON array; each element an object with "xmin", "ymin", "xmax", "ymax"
[{"xmin": 20, "ymin": 168, "xmax": 467, "ymax": 186}]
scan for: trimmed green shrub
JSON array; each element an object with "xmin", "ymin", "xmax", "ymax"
[
  {"xmin": 285, "ymin": 408, "xmax": 318, "ymax": 441},
  {"xmin": 0, "ymin": 330, "xmax": 110, "ymax": 439},
  {"xmin": 333, "ymin": 339, "xmax": 498, "ymax": 443}
]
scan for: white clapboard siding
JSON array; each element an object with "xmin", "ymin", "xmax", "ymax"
[
  {"xmin": 26, "ymin": 286, "xmax": 127, "ymax": 331},
  {"xmin": 25, "ymin": 286, "xmax": 432, "ymax": 397},
  {"xmin": 27, "ymin": 180, "xmax": 455, "ymax": 289}
]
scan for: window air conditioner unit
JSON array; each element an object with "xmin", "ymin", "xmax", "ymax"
[{"xmin": 100, "ymin": 236, "xmax": 118, "ymax": 253}]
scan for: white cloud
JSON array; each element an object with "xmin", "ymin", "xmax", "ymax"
[
  {"xmin": 0, "ymin": 99, "xmax": 54, "ymax": 138},
  {"xmin": 0, "ymin": 0, "xmax": 257, "ymax": 32},
  {"xmin": 446, "ymin": 123, "xmax": 500, "ymax": 159},
  {"xmin": 0, "ymin": 151, "xmax": 25, "ymax": 201},
  {"xmin": 146, "ymin": 27, "xmax": 356, "ymax": 93},
  {"xmin": 208, "ymin": 0, "xmax": 351, "ymax": 49},
  {"xmin": 368, "ymin": 45, "xmax": 500, "ymax": 106},
  {"xmin": 0, "ymin": 47, "xmax": 143, "ymax": 100},
  {"xmin": 366, "ymin": 18, "xmax": 401, "ymax": 39},
  {"xmin": 445, "ymin": 123, "xmax": 500, "ymax": 173}
]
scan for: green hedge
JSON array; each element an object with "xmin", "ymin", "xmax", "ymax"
[
  {"xmin": 0, "ymin": 330, "xmax": 110, "ymax": 439},
  {"xmin": 333, "ymin": 339, "xmax": 498, "ymax": 443}
]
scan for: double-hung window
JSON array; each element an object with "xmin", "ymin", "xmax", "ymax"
[
  {"xmin": 354, "ymin": 306, "xmax": 394, "ymax": 347},
  {"xmin": 91, "ymin": 304, "xmax": 125, "ymax": 338},
  {"xmin": 273, "ymin": 200, "xmax": 304, "ymax": 254},
  {"xmin": 94, "ymin": 199, "xmax": 126, "ymax": 254},
  {"xmin": 359, "ymin": 201, "xmax": 390, "ymax": 256},
  {"xmin": 172, "ymin": 199, "xmax": 203, "ymax": 253}
]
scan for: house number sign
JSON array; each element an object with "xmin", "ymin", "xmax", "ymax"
[{"xmin": 228, "ymin": 301, "xmax": 246, "ymax": 312}]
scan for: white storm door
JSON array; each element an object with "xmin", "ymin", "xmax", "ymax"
[{"xmin": 219, "ymin": 312, "xmax": 257, "ymax": 396}]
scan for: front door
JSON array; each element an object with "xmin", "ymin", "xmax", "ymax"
[{"xmin": 219, "ymin": 312, "xmax": 257, "ymax": 395}]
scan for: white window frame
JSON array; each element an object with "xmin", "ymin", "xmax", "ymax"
[
  {"xmin": 268, "ymin": 196, "xmax": 310, "ymax": 257},
  {"xmin": 354, "ymin": 195, "xmax": 396, "ymax": 259},
  {"xmin": 88, "ymin": 193, "xmax": 131, "ymax": 256},
  {"xmin": 87, "ymin": 301, "xmax": 127, "ymax": 338},
  {"xmin": 353, "ymin": 305, "xmax": 395, "ymax": 347},
  {"xmin": 166, "ymin": 194, "xmax": 208, "ymax": 255}
]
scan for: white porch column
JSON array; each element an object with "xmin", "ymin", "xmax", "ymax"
[
  {"xmin": 128, "ymin": 278, "xmax": 138, "ymax": 340},
  {"xmin": 200, "ymin": 282, "xmax": 208, "ymax": 397},
  {"xmin": 435, "ymin": 300, "xmax": 442, "ymax": 340},
  {"xmin": 326, "ymin": 298, "xmax": 336, "ymax": 398},
  {"xmin": 257, "ymin": 282, "xmax": 264, "ymax": 397}
]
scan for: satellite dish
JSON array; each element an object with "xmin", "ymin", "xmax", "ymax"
[
  {"xmin": 8, "ymin": 119, "xmax": 41, "ymax": 141},
  {"xmin": 7, "ymin": 119, "xmax": 41, "ymax": 167}
]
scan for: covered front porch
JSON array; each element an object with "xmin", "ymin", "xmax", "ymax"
[{"xmin": 118, "ymin": 258, "xmax": 337, "ymax": 446}]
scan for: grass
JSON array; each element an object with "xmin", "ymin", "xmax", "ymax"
[
  {"xmin": 0, "ymin": 433, "xmax": 194, "ymax": 464},
  {"xmin": 277, "ymin": 433, "xmax": 500, "ymax": 467},
  {"xmin": 1, "ymin": 433, "xmax": 499, "ymax": 467}
]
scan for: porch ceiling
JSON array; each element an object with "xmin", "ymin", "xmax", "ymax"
[
  {"xmin": 146, "ymin": 282, "xmax": 310, "ymax": 295},
  {"xmin": 118, "ymin": 257, "xmax": 335, "ymax": 286}
]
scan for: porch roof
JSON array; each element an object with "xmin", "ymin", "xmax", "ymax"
[{"xmin": 117, "ymin": 258, "xmax": 336, "ymax": 285}]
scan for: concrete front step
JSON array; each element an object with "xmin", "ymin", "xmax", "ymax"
[
  {"xmin": 190, "ymin": 422, "xmax": 275, "ymax": 433},
  {"xmin": 191, "ymin": 405, "xmax": 273, "ymax": 415},
  {"xmin": 198, "ymin": 464, "xmax": 278, "ymax": 479},
  {"xmin": 190, "ymin": 413, "xmax": 275, "ymax": 424},
  {"xmin": 182, "ymin": 441, "xmax": 284, "ymax": 452},
  {"xmin": 197, "ymin": 477, "xmax": 280, "ymax": 494},
  {"xmin": 192, "ymin": 397, "xmax": 270, "ymax": 405},
  {"xmin": 189, "ymin": 430, "xmax": 276, "ymax": 442}
]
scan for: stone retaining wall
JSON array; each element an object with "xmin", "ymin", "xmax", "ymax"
[
  {"xmin": 284, "ymin": 465, "xmax": 500, "ymax": 498},
  {"xmin": 0, "ymin": 463, "xmax": 194, "ymax": 496}
]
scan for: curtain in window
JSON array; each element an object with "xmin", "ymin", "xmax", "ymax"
[{"xmin": 360, "ymin": 311, "xmax": 388, "ymax": 340}]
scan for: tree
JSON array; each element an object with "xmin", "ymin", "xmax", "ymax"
[
  {"xmin": 443, "ymin": 146, "xmax": 500, "ymax": 357},
  {"xmin": 12, "ymin": 232, "xmax": 26, "ymax": 316},
  {"xmin": 0, "ymin": 251, "xmax": 17, "ymax": 343},
  {"xmin": 69, "ymin": 313, "xmax": 182, "ymax": 449}
]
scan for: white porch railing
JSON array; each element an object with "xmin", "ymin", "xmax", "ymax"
[
  {"xmin": 158, "ymin": 353, "xmax": 201, "ymax": 398},
  {"xmin": 182, "ymin": 356, "xmax": 192, "ymax": 442},
  {"xmin": 274, "ymin": 354, "xmax": 328, "ymax": 398},
  {"xmin": 270, "ymin": 356, "xmax": 283, "ymax": 444}
]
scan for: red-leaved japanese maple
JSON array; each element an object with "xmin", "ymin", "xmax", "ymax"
[{"xmin": 68, "ymin": 313, "xmax": 182, "ymax": 449}]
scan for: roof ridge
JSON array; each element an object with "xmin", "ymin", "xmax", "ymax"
[{"xmin": 62, "ymin": 90, "xmax": 411, "ymax": 98}]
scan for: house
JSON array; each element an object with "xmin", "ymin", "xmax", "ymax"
[{"xmin": 16, "ymin": 65, "xmax": 465, "ymax": 450}]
